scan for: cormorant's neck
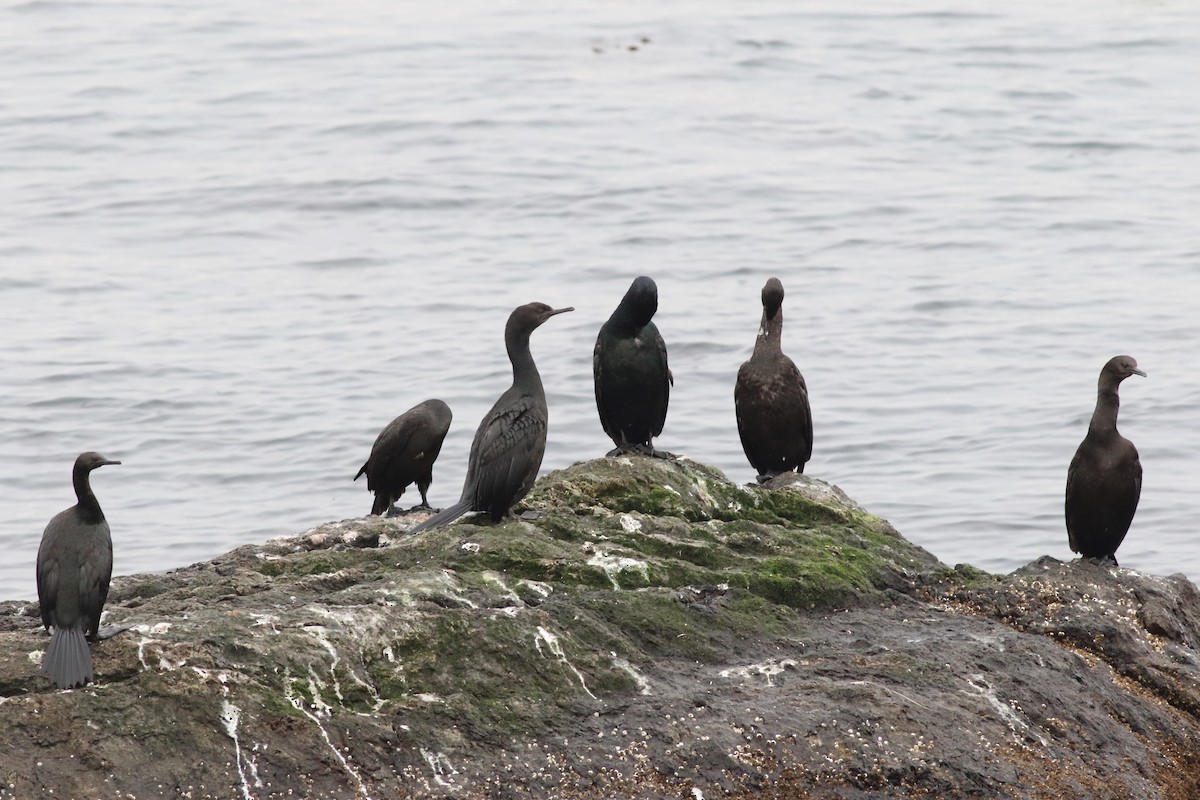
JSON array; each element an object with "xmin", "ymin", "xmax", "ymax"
[
  {"xmin": 1088, "ymin": 387, "xmax": 1121, "ymax": 435},
  {"xmin": 506, "ymin": 330, "xmax": 543, "ymax": 391},
  {"xmin": 752, "ymin": 307, "xmax": 784, "ymax": 357},
  {"xmin": 608, "ymin": 305, "xmax": 650, "ymax": 336},
  {"xmin": 73, "ymin": 466, "xmax": 105, "ymax": 523}
]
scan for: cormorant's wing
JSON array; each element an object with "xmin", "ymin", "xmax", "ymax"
[
  {"xmin": 654, "ymin": 327, "xmax": 672, "ymax": 387},
  {"xmin": 733, "ymin": 359, "xmax": 749, "ymax": 441},
  {"xmin": 360, "ymin": 414, "xmax": 421, "ymax": 489},
  {"xmin": 1064, "ymin": 446, "xmax": 1083, "ymax": 553},
  {"xmin": 1109, "ymin": 444, "xmax": 1143, "ymax": 545},
  {"xmin": 649, "ymin": 322, "xmax": 671, "ymax": 437},
  {"xmin": 465, "ymin": 393, "xmax": 548, "ymax": 514},
  {"xmin": 77, "ymin": 522, "xmax": 113, "ymax": 639},
  {"xmin": 35, "ymin": 518, "xmax": 65, "ymax": 631},
  {"xmin": 783, "ymin": 355, "xmax": 813, "ymax": 465},
  {"xmin": 593, "ymin": 332, "xmax": 616, "ymax": 440}
]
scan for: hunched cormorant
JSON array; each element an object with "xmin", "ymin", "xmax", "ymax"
[
  {"xmin": 410, "ymin": 302, "xmax": 573, "ymax": 532},
  {"xmin": 593, "ymin": 276, "xmax": 673, "ymax": 457},
  {"xmin": 36, "ymin": 452, "xmax": 120, "ymax": 689},
  {"xmin": 734, "ymin": 277, "xmax": 813, "ymax": 482},
  {"xmin": 355, "ymin": 399, "xmax": 452, "ymax": 516},
  {"xmin": 1065, "ymin": 355, "xmax": 1145, "ymax": 565}
]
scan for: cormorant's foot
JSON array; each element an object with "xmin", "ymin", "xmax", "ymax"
[
  {"xmin": 92, "ymin": 625, "xmax": 131, "ymax": 641},
  {"xmin": 605, "ymin": 443, "xmax": 676, "ymax": 459},
  {"xmin": 401, "ymin": 506, "xmax": 441, "ymax": 521},
  {"xmin": 757, "ymin": 471, "xmax": 801, "ymax": 487},
  {"xmin": 407, "ymin": 502, "xmax": 433, "ymax": 513},
  {"xmin": 518, "ymin": 509, "xmax": 542, "ymax": 521},
  {"xmin": 1083, "ymin": 555, "xmax": 1120, "ymax": 567}
]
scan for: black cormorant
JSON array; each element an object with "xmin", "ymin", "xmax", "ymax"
[
  {"xmin": 36, "ymin": 452, "xmax": 120, "ymax": 689},
  {"xmin": 355, "ymin": 399, "xmax": 452, "ymax": 516},
  {"xmin": 734, "ymin": 277, "xmax": 813, "ymax": 482},
  {"xmin": 593, "ymin": 276, "xmax": 673, "ymax": 457},
  {"xmin": 410, "ymin": 302, "xmax": 573, "ymax": 532},
  {"xmin": 1065, "ymin": 355, "xmax": 1145, "ymax": 565}
]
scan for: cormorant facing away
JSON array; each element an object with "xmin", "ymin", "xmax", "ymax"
[
  {"xmin": 36, "ymin": 452, "xmax": 120, "ymax": 689},
  {"xmin": 355, "ymin": 399, "xmax": 452, "ymax": 516},
  {"xmin": 593, "ymin": 276, "xmax": 673, "ymax": 458},
  {"xmin": 410, "ymin": 302, "xmax": 574, "ymax": 532},
  {"xmin": 1065, "ymin": 355, "xmax": 1145, "ymax": 565},
  {"xmin": 734, "ymin": 277, "xmax": 812, "ymax": 482}
]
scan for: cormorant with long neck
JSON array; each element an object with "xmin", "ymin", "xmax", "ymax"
[
  {"xmin": 1065, "ymin": 355, "xmax": 1145, "ymax": 565},
  {"xmin": 735, "ymin": 277, "xmax": 812, "ymax": 482},
  {"xmin": 355, "ymin": 399, "xmax": 452, "ymax": 516},
  {"xmin": 411, "ymin": 302, "xmax": 573, "ymax": 532},
  {"xmin": 36, "ymin": 451, "xmax": 121, "ymax": 689},
  {"xmin": 593, "ymin": 276, "xmax": 673, "ymax": 457}
]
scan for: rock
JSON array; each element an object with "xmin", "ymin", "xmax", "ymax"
[{"xmin": 1, "ymin": 457, "xmax": 1199, "ymax": 798}]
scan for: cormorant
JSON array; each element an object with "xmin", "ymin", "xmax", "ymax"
[
  {"xmin": 355, "ymin": 399, "xmax": 452, "ymax": 516},
  {"xmin": 410, "ymin": 302, "xmax": 573, "ymax": 532},
  {"xmin": 36, "ymin": 452, "xmax": 120, "ymax": 689},
  {"xmin": 1065, "ymin": 355, "xmax": 1145, "ymax": 565},
  {"xmin": 734, "ymin": 277, "xmax": 813, "ymax": 482},
  {"xmin": 593, "ymin": 276, "xmax": 673, "ymax": 457}
]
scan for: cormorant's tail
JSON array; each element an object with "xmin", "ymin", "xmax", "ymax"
[
  {"xmin": 370, "ymin": 494, "xmax": 389, "ymax": 516},
  {"xmin": 42, "ymin": 626, "xmax": 94, "ymax": 689},
  {"xmin": 409, "ymin": 500, "xmax": 472, "ymax": 533}
]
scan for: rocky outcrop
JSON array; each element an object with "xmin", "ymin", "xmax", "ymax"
[{"xmin": 1, "ymin": 457, "xmax": 1198, "ymax": 799}]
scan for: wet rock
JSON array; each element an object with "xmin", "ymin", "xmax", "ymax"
[{"xmin": 1, "ymin": 457, "xmax": 1198, "ymax": 798}]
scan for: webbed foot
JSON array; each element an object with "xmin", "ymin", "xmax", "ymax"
[{"xmin": 92, "ymin": 625, "xmax": 131, "ymax": 641}]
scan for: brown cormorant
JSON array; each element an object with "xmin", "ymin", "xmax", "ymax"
[
  {"xmin": 355, "ymin": 399, "xmax": 452, "ymax": 516},
  {"xmin": 734, "ymin": 277, "xmax": 813, "ymax": 482},
  {"xmin": 36, "ymin": 452, "xmax": 120, "ymax": 689},
  {"xmin": 593, "ymin": 276, "xmax": 673, "ymax": 457},
  {"xmin": 410, "ymin": 302, "xmax": 573, "ymax": 532},
  {"xmin": 1065, "ymin": 355, "xmax": 1145, "ymax": 565}
]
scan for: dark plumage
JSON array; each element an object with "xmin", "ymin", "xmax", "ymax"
[
  {"xmin": 593, "ymin": 276, "xmax": 673, "ymax": 458},
  {"xmin": 355, "ymin": 399, "xmax": 452, "ymax": 516},
  {"xmin": 411, "ymin": 302, "xmax": 573, "ymax": 532},
  {"xmin": 735, "ymin": 277, "xmax": 813, "ymax": 482},
  {"xmin": 36, "ymin": 452, "xmax": 120, "ymax": 689},
  {"xmin": 1065, "ymin": 355, "xmax": 1145, "ymax": 565}
]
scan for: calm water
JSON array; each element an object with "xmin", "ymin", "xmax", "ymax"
[{"xmin": 2, "ymin": 0, "xmax": 1198, "ymax": 601}]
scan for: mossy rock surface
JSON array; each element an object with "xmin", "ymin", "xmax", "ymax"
[{"xmin": 2, "ymin": 457, "xmax": 1200, "ymax": 799}]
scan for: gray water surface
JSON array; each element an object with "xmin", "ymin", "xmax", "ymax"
[{"xmin": 3, "ymin": 0, "xmax": 1198, "ymax": 600}]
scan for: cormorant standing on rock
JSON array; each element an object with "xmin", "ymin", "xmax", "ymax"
[
  {"xmin": 411, "ymin": 302, "xmax": 574, "ymax": 532},
  {"xmin": 593, "ymin": 276, "xmax": 673, "ymax": 458},
  {"xmin": 1065, "ymin": 355, "xmax": 1145, "ymax": 565},
  {"xmin": 36, "ymin": 452, "xmax": 120, "ymax": 689},
  {"xmin": 355, "ymin": 399, "xmax": 452, "ymax": 516},
  {"xmin": 735, "ymin": 278, "xmax": 813, "ymax": 482}
]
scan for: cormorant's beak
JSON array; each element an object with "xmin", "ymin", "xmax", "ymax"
[
  {"xmin": 548, "ymin": 307, "xmax": 574, "ymax": 317},
  {"xmin": 1132, "ymin": 368, "xmax": 1147, "ymax": 377},
  {"xmin": 101, "ymin": 460, "xmax": 122, "ymax": 467}
]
